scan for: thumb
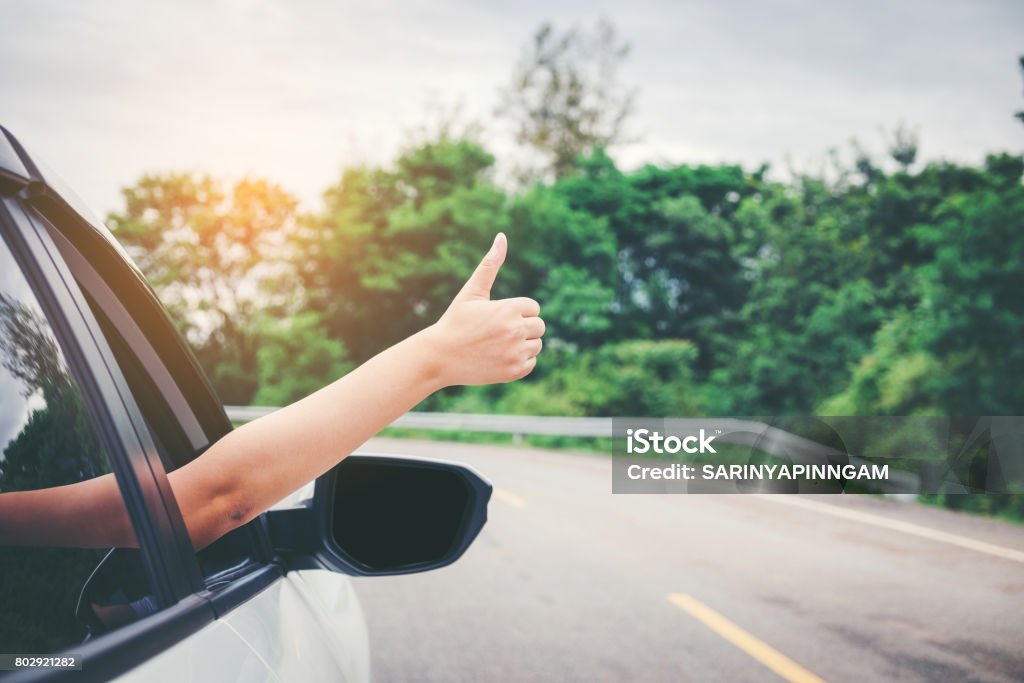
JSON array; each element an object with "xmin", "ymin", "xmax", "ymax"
[{"xmin": 456, "ymin": 233, "xmax": 507, "ymax": 301}]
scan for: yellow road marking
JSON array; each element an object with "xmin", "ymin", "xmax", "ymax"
[
  {"xmin": 758, "ymin": 496, "xmax": 1024, "ymax": 564},
  {"xmin": 667, "ymin": 594, "xmax": 825, "ymax": 683},
  {"xmin": 493, "ymin": 488, "xmax": 526, "ymax": 508}
]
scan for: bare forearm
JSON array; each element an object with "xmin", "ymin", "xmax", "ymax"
[
  {"xmin": 0, "ymin": 330, "xmax": 434, "ymax": 551},
  {"xmin": 169, "ymin": 327, "xmax": 445, "ymax": 548}
]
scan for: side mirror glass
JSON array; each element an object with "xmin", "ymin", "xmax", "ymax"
[{"xmin": 268, "ymin": 455, "xmax": 491, "ymax": 576}]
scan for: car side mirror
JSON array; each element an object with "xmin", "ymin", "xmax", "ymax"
[{"xmin": 266, "ymin": 454, "xmax": 492, "ymax": 576}]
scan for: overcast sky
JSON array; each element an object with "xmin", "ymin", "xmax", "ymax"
[{"xmin": 1, "ymin": 0, "xmax": 1022, "ymax": 215}]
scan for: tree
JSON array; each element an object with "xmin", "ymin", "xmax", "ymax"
[
  {"xmin": 503, "ymin": 182, "xmax": 617, "ymax": 346},
  {"xmin": 821, "ymin": 154, "xmax": 1024, "ymax": 416},
  {"xmin": 552, "ymin": 149, "xmax": 760, "ymax": 373},
  {"xmin": 299, "ymin": 137, "xmax": 509, "ymax": 363},
  {"xmin": 885, "ymin": 122, "xmax": 919, "ymax": 171},
  {"xmin": 107, "ymin": 174, "xmax": 301, "ymax": 404},
  {"xmin": 0, "ymin": 294, "xmax": 70, "ymax": 399},
  {"xmin": 498, "ymin": 20, "xmax": 636, "ymax": 180}
]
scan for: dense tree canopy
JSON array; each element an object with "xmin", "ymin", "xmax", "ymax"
[{"xmin": 109, "ymin": 139, "xmax": 1024, "ymax": 424}]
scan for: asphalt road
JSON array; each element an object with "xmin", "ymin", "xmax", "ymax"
[{"xmin": 351, "ymin": 438, "xmax": 1024, "ymax": 683}]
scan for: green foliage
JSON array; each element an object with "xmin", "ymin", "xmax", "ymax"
[
  {"xmin": 920, "ymin": 493, "xmax": 1024, "ymax": 523},
  {"xmin": 253, "ymin": 312, "xmax": 353, "ymax": 406},
  {"xmin": 818, "ymin": 154, "xmax": 1024, "ymax": 416},
  {"xmin": 504, "ymin": 182, "xmax": 617, "ymax": 344},
  {"xmin": 299, "ymin": 138, "xmax": 508, "ymax": 362},
  {"xmin": 549, "ymin": 340, "xmax": 704, "ymax": 417},
  {"xmin": 582, "ymin": 155, "xmax": 756, "ymax": 338},
  {"xmin": 112, "ymin": 128, "xmax": 1024, "ymax": 518},
  {"xmin": 430, "ymin": 340, "xmax": 703, "ymax": 418},
  {"xmin": 107, "ymin": 174, "xmax": 301, "ymax": 404},
  {"xmin": 115, "ymin": 142, "xmax": 1024, "ymax": 423}
]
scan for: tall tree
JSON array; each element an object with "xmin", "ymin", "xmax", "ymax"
[
  {"xmin": 885, "ymin": 122, "xmax": 919, "ymax": 171},
  {"xmin": 498, "ymin": 20, "xmax": 636, "ymax": 180},
  {"xmin": 107, "ymin": 174, "xmax": 300, "ymax": 403}
]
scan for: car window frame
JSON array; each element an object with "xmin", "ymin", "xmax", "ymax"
[{"xmin": 31, "ymin": 197, "xmax": 275, "ymax": 582}]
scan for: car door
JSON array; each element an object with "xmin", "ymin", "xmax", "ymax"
[{"xmin": 0, "ymin": 127, "xmax": 369, "ymax": 682}]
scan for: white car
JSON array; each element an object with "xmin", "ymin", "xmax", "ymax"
[{"xmin": 0, "ymin": 126, "xmax": 491, "ymax": 682}]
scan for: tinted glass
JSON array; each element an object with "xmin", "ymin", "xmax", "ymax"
[
  {"xmin": 0, "ymin": 231, "xmax": 139, "ymax": 653},
  {"xmin": 332, "ymin": 460, "xmax": 470, "ymax": 570}
]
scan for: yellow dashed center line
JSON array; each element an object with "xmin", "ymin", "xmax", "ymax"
[
  {"xmin": 668, "ymin": 593, "xmax": 826, "ymax": 683},
  {"xmin": 493, "ymin": 488, "xmax": 527, "ymax": 508}
]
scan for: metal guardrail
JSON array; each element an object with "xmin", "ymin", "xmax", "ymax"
[
  {"xmin": 226, "ymin": 408, "xmax": 786, "ymax": 439},
  {"xmin": 226, "ymin": 406, "xmax": 613, "ymax": 438},
  {"xmin": 225, "ymin": 406, "xmax": 920, "ymax": 493}
]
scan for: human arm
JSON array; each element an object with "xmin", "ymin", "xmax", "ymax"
[{"xmin": 0, "ymin": 233, "xmax": 544, "ymax": 550}]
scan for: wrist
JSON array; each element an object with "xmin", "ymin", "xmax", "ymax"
[{"xmin": 406, "ymin": 323, "xmax": 450, "ymax": 393}]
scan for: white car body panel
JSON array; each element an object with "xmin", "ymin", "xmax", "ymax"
[
  {"xmin": 113, "ymin": 619, "xmax": 276, "ymax": 683},
  {"xmin": 116, "ymin": 570, "xmax": 369, "ymax": 683}
]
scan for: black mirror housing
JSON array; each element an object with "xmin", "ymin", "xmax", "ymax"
[{"xmin": 266, "ymin": 454, "xmax": 492, "ymax": 576}]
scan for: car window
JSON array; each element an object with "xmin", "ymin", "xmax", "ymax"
[
  {"xmin": 0, "ymin": 231, "xmax": 147, "ymax": 654},
  {"xmin": 36, "ymin": 214, "xmax": 266, "ymax": 585},
  {"xmin": 85, "ymin": 296, "xmax": 263, "ymax": 584}
]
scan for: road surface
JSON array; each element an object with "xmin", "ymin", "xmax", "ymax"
[{"xmin": 351, "ymin": 438, "xmax": 1024, "ymax": 683}]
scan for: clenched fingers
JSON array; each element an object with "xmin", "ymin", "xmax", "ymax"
[
  {"xmin": 523, "ymin": 317, "xmax": 546, "ymax": 340},
  {"xmin": 524, "ymin": 338, "xmax": 543, "ymax": 358},
  {"xmin": 503, "ymin": 297, "xmax": 541, "ymax": 317}
]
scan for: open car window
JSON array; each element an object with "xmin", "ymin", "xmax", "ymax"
[{"xmin": 36, "ymin": 212, "xmax": 268, "ymax": 586}]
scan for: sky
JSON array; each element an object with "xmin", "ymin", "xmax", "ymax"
[{"xmin": 1, "ymin": 0, "xmax": 1022, "ymax": 216}]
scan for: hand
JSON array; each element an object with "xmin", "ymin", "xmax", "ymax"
[{"xmin": 426, "ymin": 233, "xmax": 545, "ymax": 387}]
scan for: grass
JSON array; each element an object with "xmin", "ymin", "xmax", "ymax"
[{"xmin": 917, "ymin": 493, "xmax": 1024, "ymax": 525}]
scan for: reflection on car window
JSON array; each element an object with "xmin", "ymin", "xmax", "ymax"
[{"xmin": 0, "ymin": 233, "xmax": 147, "ymax": 653}]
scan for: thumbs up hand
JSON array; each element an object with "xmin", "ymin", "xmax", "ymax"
[{"xmin": 426, "ymin": 233, "xmax": 545, "ymax": 387}]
